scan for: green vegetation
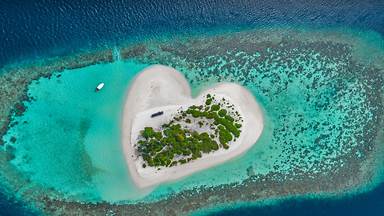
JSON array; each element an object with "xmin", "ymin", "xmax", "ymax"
[
  {"xmin": 136, "ymin": 94, "xmax": 243, "ymax": 168},
  {"xmin": 218, "ymin": 109, "xmax": 227, "ymax": 117}
]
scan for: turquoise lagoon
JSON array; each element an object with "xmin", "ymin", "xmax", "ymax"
[
  {"xmin": 4, "ymin": 60, "xmax": 150, "ymax": 202},
  {"xmin": 2, "ymin": 28, "xmax": 384, "ymax": 211},
  {"xmin": 3, "ymin": 59, "xmax": 275, "ymax": 203}
]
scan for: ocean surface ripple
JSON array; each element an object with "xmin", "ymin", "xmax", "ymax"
[{"xmin": 0, "ymin": 0, "xmax": 383, "ymax": 67}]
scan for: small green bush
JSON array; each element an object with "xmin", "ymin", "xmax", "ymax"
[
  {"xmin": 218, "ymin": 109, "xmax": 227, "ymax": 117},
  {"xmin": 142, "ymin": 127, "xmax": 155, "ymax": 139},
  {"xmin": 205, "ymin": 98, "xmax": 213, "ymax": 105},
  {"xmin": 211, "ymin": 104, "xmax": 220, "ymax": 111}
]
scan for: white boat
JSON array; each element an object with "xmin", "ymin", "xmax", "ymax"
[{"xmin": 95, "ymin": 82, "xmax": 105, "ymax": 92}]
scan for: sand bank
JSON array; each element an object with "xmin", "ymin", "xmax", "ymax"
[{"xmin": 122, "ymin": 65, "xmax": 263, "ymax": 188}]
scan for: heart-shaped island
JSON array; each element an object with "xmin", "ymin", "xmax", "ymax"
[{"xmin": 122, "ymin": 65, "xmax": 263, "ymax": 188}]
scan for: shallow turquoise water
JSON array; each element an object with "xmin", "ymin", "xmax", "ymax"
[
  {"xmin": 3, "ymin": 60, "xmax": 151, "ymax": 202},
  {"xmin": 2, "ymin": 28, "xmax": 384, "ymax": 209},
  {"xmin": 3, "ymin": 58, "xmax": 277, "ymax": 202}
]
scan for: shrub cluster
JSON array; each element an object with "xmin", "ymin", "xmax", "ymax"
[
  {"xmin": 138, "ymin": 124, "xmax": 219, "ymax": 167},
  {"xmin": 136, "ymin": 94, "xmax": 243, "ymax": 168}
]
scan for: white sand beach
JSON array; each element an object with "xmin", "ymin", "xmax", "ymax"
[{"xmin": 122, "ymin": 65, "xmax": 264, "ymax": 188}]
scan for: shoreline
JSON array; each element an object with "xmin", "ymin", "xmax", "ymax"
[{"xmin": 121, "ymin": 65, "xmax": 264, "ymax": 188}]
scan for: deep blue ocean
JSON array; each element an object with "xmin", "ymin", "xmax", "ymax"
[
  {"xmin": 210, "ymin": 183, "xmax": 384, "ymax": 216},
  {"xmin": 0, "ymin": 0, "xmax": 384, "ymax": 215},
  {"xmin": 1, "ymin": 0, "xmax": 384, "ymax": 67}
]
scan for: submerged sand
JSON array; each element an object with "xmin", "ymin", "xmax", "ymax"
[{"xmin": 122, "ymin": 65, "xmax": 264, "ymax": 188}]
